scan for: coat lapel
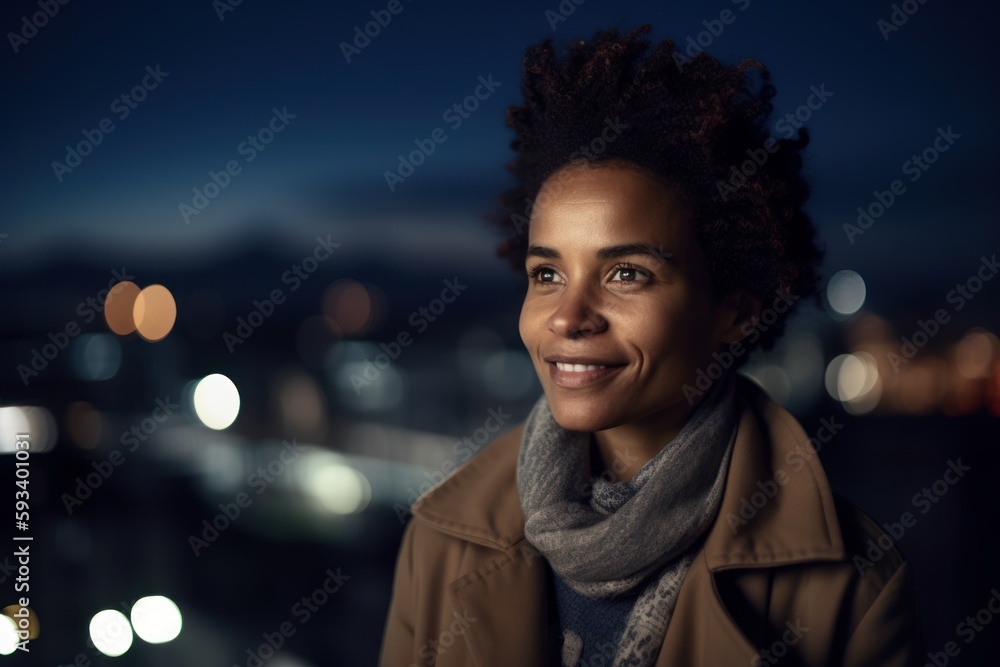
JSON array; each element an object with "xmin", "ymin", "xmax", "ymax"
[
  {"xmin": 701, "ymin": 375, "xmax": 845, "ymax": 571},
  {"xmin": 448, "ymin": 542, "xmax": 552, "ymax": 667},
  {"xmin": 413, "ymin": 419, "xmax": 553, "ymax": 666},
  {"xmin": 657, "ymin": 375, "xmax": 847, "ymax": 662},
  {"xmin": 657, "ymin": 552, "xmax": 761, "ymax": 665}
]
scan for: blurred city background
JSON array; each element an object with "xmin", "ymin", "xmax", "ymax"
[{"xmin": 1, "ymin": 0, "xmax": 999, "ymax": 664}]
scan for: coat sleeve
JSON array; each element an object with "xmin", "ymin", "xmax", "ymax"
[
  {"xmin": 379, "ymin": 518, "xmax": 418, "ymax": 667},
  {"xmin": 841, "ymin": 559, "xmax": 925, "ymax": 666}
]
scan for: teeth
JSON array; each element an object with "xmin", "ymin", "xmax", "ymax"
[{"xmin": 555, "ymin": 362, "xmax": 606, "ymax": 372}]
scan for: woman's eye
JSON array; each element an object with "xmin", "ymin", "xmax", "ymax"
[
  {"xmin": 529, "ymin": 266, "xmax": 563, "ymax": 283},
  {"xmin": 611, "ymin": 265, "xmax": 650, "ymax": 283}
]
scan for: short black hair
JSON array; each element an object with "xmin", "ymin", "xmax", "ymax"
[{"xmin": 487, "ymin": 23, "xmax": 824, "ymax": 356}]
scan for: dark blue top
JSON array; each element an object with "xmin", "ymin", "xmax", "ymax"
[{"xmin": 548, "ymin": 567, "xmax": 641, "ymax": 666}]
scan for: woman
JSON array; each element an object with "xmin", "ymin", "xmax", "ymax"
[{"xmin": 379, "ymin": 24, "xmax": 923, "ymax": 666}]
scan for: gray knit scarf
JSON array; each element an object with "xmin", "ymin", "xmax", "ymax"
[{"xmin": 517, "ymin": 371, "xmax": 739, "ymax": 667}]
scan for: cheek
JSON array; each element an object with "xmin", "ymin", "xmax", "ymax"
[
  {"xmin": 626, "ymin": 297, "xmax": 703, "ymax": 367},
  {"xmin": 518, "ymin": 296, "xmax": 536, "ymax": 348}
]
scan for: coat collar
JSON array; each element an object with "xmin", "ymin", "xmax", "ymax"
[{"xmin": 411, "ymin": 373, "xmax": 845, "ymax": 569}]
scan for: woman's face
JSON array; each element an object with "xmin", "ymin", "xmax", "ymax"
[{"xmin": 518, "ymin": 162, "xmax": 729, "ymax": 432}]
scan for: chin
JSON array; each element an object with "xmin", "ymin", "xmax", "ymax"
[{"xmin": 545, "ymin": 394, "xmax": 620, "ymax": 433}]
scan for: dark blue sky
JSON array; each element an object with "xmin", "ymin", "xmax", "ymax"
[{"xmin": 2, "ymin": 0, "xmax": 997, "ymax": 304}]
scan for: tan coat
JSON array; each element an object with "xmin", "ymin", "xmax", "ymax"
[{"xmin": 379, "ymin": 376, "xmax": 924, "ymax": 666}]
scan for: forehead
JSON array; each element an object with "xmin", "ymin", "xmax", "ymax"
[{"xmin": 528, "ymin": 163, "xmax": 692, "ymax": 244}]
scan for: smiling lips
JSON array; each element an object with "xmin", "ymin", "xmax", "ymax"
[
  {"xmin": 544, "ymin": 356, "xmax": 627, "ymax": 389},
  {"xmin": 554, "ymin": 362, "xmax": 606, "ymax": 372}
]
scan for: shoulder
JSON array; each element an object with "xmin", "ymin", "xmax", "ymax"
[
  {"xmin": 408, "ymin": 420, "xmax": 528, "ymax": 551},
  {"xmin": 830, "ymin": 492, "xmax": 918, "ymax": 612},
  {"xmin": 386, "ymin": 421, "xmax": 534, "ymax": 636}
]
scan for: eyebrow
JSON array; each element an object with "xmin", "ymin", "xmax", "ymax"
[{"xmin": 525, "ymin": 242, "xmax": 676, "ymax": 265}]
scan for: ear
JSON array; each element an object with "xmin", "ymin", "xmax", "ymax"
[{"xmin": 712, "ymin": 289, "xmax": 762, "ymax": 345}]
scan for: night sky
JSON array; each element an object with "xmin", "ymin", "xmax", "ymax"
[{"xmin": 2, "ymin": 0, "xmax": 997, "ymax": 305}]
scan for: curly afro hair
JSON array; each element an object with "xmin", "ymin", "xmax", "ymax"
[{"xmin": 486, "ymin": 23, "xmax": 824, "ymax": 357}]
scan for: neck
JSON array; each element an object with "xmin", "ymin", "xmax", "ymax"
[{"xmin": 590, "ymin": 391, "xmax": 708, "ymax": 482}]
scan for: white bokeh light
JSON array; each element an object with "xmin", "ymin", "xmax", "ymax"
[
  {"xmin": 825, "ymin": 352, "xmax": 881, "ymax": 410},
  {"xmin": 193, "ymin": 373, "xmax": 241, "ymax": 430},
  {"xmin": 131, "ymin": 596, "xmax": 182, "ymax": 644},
  {"xmin": 0, "ymin": 406, "xmax": 57, "ymax": 453},
  {"xmin": 90, "ymin": 609, "xmax": 133, "ymax": 657},
  {"xmin": 826, "ymin": 270, "xmax": 867, "ymax": 316},
  {"xmin": 836, "ymin": 354, "xmax": 868, "ymax": 402},
  {"xmin": 302, "ymin": 453, "xmax": 371, "ymax": 514},
  {"xmin": 0, "ymin": 615, "xmax": 19, "ymax": 655}
]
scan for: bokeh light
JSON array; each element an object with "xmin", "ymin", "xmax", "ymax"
[
  {"xmin": 72, "ymin": 333, "xmax": 122, "ymax": 381},
  {"xmin": 0, "ymin": 406, "xmax": 57, "ymax": 453},
  {"xmin": 89, "ymin": 609, "xmax": 133, "ymax": 657},
  {"xmin": 826, "ymin": 270, "xmax": 866, "ymax": 317},
  {"xmin": 825, "ymin": 353, "xmax": 881, "ymax": 410},
  {"xmin": 323, "ymin": 279, "xmax": 370, "ymax": 334},
  {"xmin": 0, "ymin": 616, "xmax": 18, "ymax": 655},
  {"xmin": 327, "ymin": 341, "xmax": 406, "ymax": 411},
  {"xmin": 133, "ymin": 284, "xmax": 177, "ymax": 342},
  {"xmin": 1, "ymin": 605, "xmax": 39, "ymax": 641},
  {"xmin": 955, "ymin": 329, "xmax": 997, "ymax": 379},
  {"xmin": 104, "ymin": 280, "xmax": 141, "ymax": 335},
  {"xmin": 275, "ymin": 373, "xmax": 328, "ymax": 440},
  {"xmin": 302, "ymin": 454, "xmax": 372, "ymax": 514},
  {"xmin": 193, "ymin": 374, "xmax": 241, "ymax": 430},
  {"xmin": 842, "ymin": 352, "xmax": 882, "ymax": 415},
  {"xmin": 130, "ymin": 596, "xmax": 182, "ymax": 644},
  {"xmin": 66, "ymin": 401, "xmax": 103, "ymax": 449},
  {"xmin": 322, "ymin": 279, "xmax": 387, "ymax": 335}
]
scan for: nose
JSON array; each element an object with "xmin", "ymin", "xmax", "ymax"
[{"xmin": 546, "ymin": 288, "xmax": 608, "ymax": 338}]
